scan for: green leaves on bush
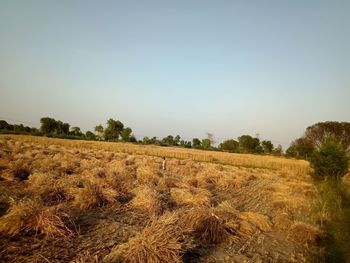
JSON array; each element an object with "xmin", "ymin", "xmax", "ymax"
[{"xmin": 310, "ymin": 139, "xmax": 349, "ymax": 180}]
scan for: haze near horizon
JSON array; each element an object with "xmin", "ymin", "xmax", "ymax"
[{"xmin": 1, "ymin": 0, "xmax": 349, "ymax": 148}]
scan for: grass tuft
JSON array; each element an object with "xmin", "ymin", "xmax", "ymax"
[
  {"xmin": 0, "ymin": 199, "xmax": 74, "ymax": 238},
  {"xmin": 105, "ymin": 212, "xmax": 187, "ymax": 263},
  {"xmin": 73, "ymin": 181, "xmax": 118, "ymax": 209}
]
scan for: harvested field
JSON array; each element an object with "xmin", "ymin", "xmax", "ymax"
[{"xmin": 0, "ymin": 135, "xmax": 321, "ymax": 262}]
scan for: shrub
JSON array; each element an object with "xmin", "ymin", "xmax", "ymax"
[{"xmin": 310, "ymin": 139, "xmax": 349, "ymax": 180}]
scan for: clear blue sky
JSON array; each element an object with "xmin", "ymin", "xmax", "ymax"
[{"xmin": 1, "ymin": 0, "xmax": 349, "ymax": 148}]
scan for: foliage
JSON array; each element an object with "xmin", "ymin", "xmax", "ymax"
[
  {"xmin": 219, "ymin": 139, "xmax": 239, "ymax": 153},
  {"xmin": 261, "ymin": 140, "xmax": 274, "ymax": 154},
  {"xmin": 286, "ymin": 137, "xmax": 314, "ymax": 159},
  {"xmin": 94, "ymin": 125, "xmax": 104, "ymax": 133},
  {"xmin": 142, "ymin": 136, "xmax": 151, "ymax": 144},
  {"xmin": 174, "ymin": 135, "xmax": 181, "ymax": 146},
  {"xmin": 310, "ymin": 139, "xmax": 349, "ymax": 180},
  {"xmin": 94, "ymin": 125, "xmax": 104, "ymax": 140},
  {"xmin": 40, "ymin": 117, "xmax": 70, "ymax": 135},
  {"xmin": 179, "ymin": 140, "xmax": 192, "ymax": 148},
  {"xmin": 192, "ymin": 138, "xmax": 201, "ymax": 148},
  {"xmin": 1, "ymin": 117, "xmax": 283, "ymax": 156},
  {"xmin": 104, "ymin": 118, "xmax": 124, "ymax": 141},
  {"xmin": 85, "ymin": 131, "xmax": 96, "ymax": 140},
  {"xmin": 315, "ymin": 180, "xmax": 350, "ymax": 261},
  {"xmin": 0, "ymin": 120, "xmax": 11, "ymax": 130},
  {"xmin": 238, "ymin": 135, "xmax": 262, "ymax": 154},
  {"xmin": 129, "ymin": 135, "xmax": 137, "ymax": 143},
  {"xmin": 120, "ymin": 127, "xmax": 133, "ymax": 142},
  {"xmin": 56, "ymin": 121, "xmax": 70, "ymax": 135},
  {"xmin": 201, "ymin": 138, "xmax": 211, "ymax": 150},
  {"xmin": 161, "ymin": 135, "xmax": 175, "ymax": 146},
  {"xmin": 71, "ymin": 127, "xmax": 83, "ymax": 137},
  {"xmin": 40, "ymin": 117, "xmax": 58, "ymax": 134},
  {"xmin": 305, "ymin": 121, "xmax": 350, "ymax": 151},
  {"xmin": 143, "ymin": 136, "xmax": 158, "ymax": 145},
  {"xmin": 272, "ymin": 144, "xmax": 283, "ymax": 156},
  {"xmin": 288, "ymin": 121, "xmax": 350, "ymax": 160}
]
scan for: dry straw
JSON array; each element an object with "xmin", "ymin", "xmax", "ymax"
[
  {"xmin": 0, "ymin": 199, "xmax": 74, "ymax": 238},
  {"xmin": 104, "ymin": 212, "xmax": 187, "ymax": 263}
]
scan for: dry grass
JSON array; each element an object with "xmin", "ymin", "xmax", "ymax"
[
  {"xmin": 104, "ymin": 212, "xmax": 187, "ymax": 263},
  {"xmin": 0, "ymin": 135, "xmax": 323, "ymax": 262},
  {"xmin": 28, "ymin": 172, "xmax": 69, "ymax": 205},
  {"xmin": 0, "ymin": 199, "xmax": 73, "ymax": 238},
  {"xmin": 73, "ymin": 181, "xmax": 118, "ymax": 209},
  {"xmin": 170, "ymin": 187, "xmax": 211, "ymax": 207},
  {"xmin": 180, "ymin": 207, "xmax": 231, "ymax": 244},
  {"xmin": 72, "ymin": 251, "xmax": 99, "ymax": 263},
  {"xmin": 237, "ymin": 211, "xmax": 272, "ymax": 232},
  {"xmin": 288, "ymin": 221, "xmax": 322, "ymax": 243},
  {"xmin": 130, "ymin": 185, "xmax": 163, "ymax": 216},
  {"xmin": 2, "ymin": 135, "xmax": 310, "ymax": 173}
]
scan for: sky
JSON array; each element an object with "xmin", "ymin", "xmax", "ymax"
[{"xmin": 1, "ymin": 0, "xmax": 349, "ymax": 148}]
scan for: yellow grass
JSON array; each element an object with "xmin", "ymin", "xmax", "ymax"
[
  {"xmin": 1, "ymin": 135, "xmax": 310, "ymax": 173},
  {"xmin": 104, "ymin": 212, "xmax": 187, "ymax": 263},
  {"xmin": 0, "ymin": 134, "xmax": 323, "ymax": 262},
  {"xmin": 0, "ymin": 199, "xmax": 73, "ymax": 238}
]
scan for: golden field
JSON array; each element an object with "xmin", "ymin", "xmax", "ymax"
[{"xmin": 0, "ymin": 135, "xmax": 322, "ymax": 262}]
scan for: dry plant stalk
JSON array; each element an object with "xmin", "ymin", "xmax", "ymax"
[
  {"xmin": 73, "ymin": 181, "xmax": 118, "ymax": 209},
  {"xmin": 180, "ymin": 207, "xmax": 229, "ymax": 244},
  {"xmin": 0, "ymin": 199, "xmax": 74, "ymax": 238},
  {"xmin": 130, "ymin": 185, "xmax": 163, "ymax": 216},
  {"xmin": 104, "ymin": 212, "xmax": 187, "ymax": 263}
]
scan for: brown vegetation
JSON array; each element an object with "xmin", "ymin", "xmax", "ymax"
[
  {"xmin": 0, "ymin": 135, "xmax": 324, "ymax": 262},
  {"xmin": 0, "ymin": 199, "xmax": 73, "ymax": 238}
]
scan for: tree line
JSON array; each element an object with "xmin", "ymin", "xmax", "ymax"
[
  {"xmin": 0, "ymin": 117, "xmax": 282, "ymax": 155},
  {"xmin": 285, "ymin": 121, "xmax": 350, "ymax": 160}
]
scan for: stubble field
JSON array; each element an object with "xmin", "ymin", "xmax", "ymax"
[{"xmin": 0, "ymin": 135, "xmax": 322, "ymax": 262}]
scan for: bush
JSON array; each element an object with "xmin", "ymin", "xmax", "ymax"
[{"xmin": 310, "ymin": 139, "xmax": 349, "ymax": 180}]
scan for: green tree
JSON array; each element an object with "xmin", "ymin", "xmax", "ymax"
[
  {"xmin": 85, "ymin": 131, "xmax": 96, "ymax": 140},
  {"xmin": 219, "ymin": 139, "xmax": 239, "ymax": 153},
  {"xmin": 94, "ymin": 124, "xmax": 104, "ymax": 140},
  {"xmin": 0, "ymin": 120, "xmax": 11, "ymax": 130},
  {"xmin": 184, "ymin": 141, "xmax": 192, "ymax": 148},
  {"xmin": 13, "ymin": 124, "xmax": 26, "ymax": 132},
  {"xmin": 143, "ymin": 136, "xmax": 150, "ymax": 144},
  {"xmin": 71, "ymin": 126, "xmax": 83, "ymax": 137},
  {"xmin": 56, "ymin": 121, "xmax": 70, "ymax": 135},
  {"xmin": 180, "ymin": 140, "xmax": 191, "ymax": 148},
  {"xmin": 120, "ymin": 127, "xmax": 133, "ymax": 142},
  {"xmin": 192, "ymin": 138, "xmax": 202, "ymax": 148},
  {"xmin": 286, "ymin": 137, "xmax": 314, "ymax": 159},
  {"xmin": 272, "ymin": 144, "xmax": 283, "ymax": 156},
  {"xmin": 40, "ymin": 117, "xmax": 58, "ymax": 134},
  {"xmin": 94, "ymin": 124, "xmax": 104, "ymax": 133},
  {"xmin": 310, "ymin": 139, "xmax": 349, "ymax": 180},
  {"xmin": 143, "ymin": 136, "xmax": 158, "ymax": 145},
  {"xmin": 104, "ymin": 119, "xmax": 124, "ymax": 141},
  {"xmin": 305, "ymin": 121, "xmax": 350, "ymax": 151},
  {"xmin": 162, "ymin": 135, "xmax": 175, "ymax": 146},
  {"xmin": 129, "ymin": 135, "xmax": 137, "ymax": 143},
  {"xmin": 261, "ymin": 140, "xmax": 274, "ymax": 154},
  {"xmin": 202, "ymin": 138, "xmax": 211, "ymax": 149},
  {"xmin": 238, "ymin": 135, "xmax": 261, "ymax": 153},
  {"xmin": 174, "ymin": 135, "xmax": 181, "ymax": 146}
]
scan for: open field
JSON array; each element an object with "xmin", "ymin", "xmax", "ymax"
[{"xmin": 0, "ymin": 135, "xmax": 322, "ymax": 262}]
